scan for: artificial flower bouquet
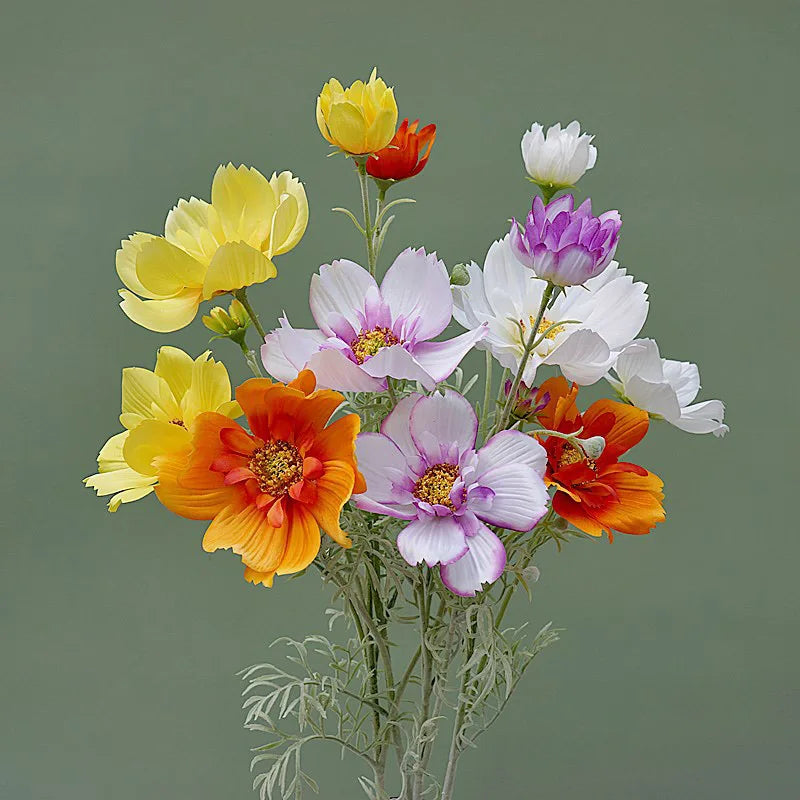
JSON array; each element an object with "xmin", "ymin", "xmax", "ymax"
[{"xmin": 85, "ymin": 68, "xmax": 727, "ymax": 800}]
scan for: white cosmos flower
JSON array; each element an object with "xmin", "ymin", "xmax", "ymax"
[
  {"xmin": 521, "ymin": 121, "xmax": 597, "ymax": 188},
  {"xmin": 606, "ymin": 339, "xmax": 729, "ymax": 437},
  {"xmin": 452, "ymin": 235, "xmax": 649, "ymax": 385}
]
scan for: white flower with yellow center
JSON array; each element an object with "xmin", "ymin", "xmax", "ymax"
[
  {"xmin": 84, "ymin": 347, "xmax": 241, "ymax": 511},
  {"xmin": 452, "ymin": 235, "xmax": 649, "ymax": 385}
]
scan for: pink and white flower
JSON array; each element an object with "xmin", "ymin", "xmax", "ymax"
[
  {"xmin": 353, "ymin": 390, "xmax": 549, "ymax": 596},
  {"xmin": 452, "ymin": 235, "xmax": 649, "ymax": 385},
  {"xmin": 261, "ymin": 248, "xmax": 487, "ymax": 392}
]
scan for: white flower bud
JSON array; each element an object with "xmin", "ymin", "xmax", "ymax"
[{"xmin": 521, "ymin": 121, "xmax": 597, "ymax": 188}]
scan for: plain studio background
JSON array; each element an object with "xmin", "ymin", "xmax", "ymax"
[{"xmin": 1, "ymin": 0, "xmax": 797, "ymax": 797}]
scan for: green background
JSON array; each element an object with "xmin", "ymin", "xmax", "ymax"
[{"xmin": 2, "ymin": 0, "xmax": 797, "ymax": 797}]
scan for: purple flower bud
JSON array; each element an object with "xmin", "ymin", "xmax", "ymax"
[
  {"xmin": 504, "ymin": 380, "xmax": 550, "ymax": 422},
  {"xmin": 509, "ymin": 194, "xmax": 621, "ymax": 286}
]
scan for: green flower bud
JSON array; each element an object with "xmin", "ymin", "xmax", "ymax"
[{"xmin": 450, "ymin": 263, "xmax": 470, "ymax": 286}]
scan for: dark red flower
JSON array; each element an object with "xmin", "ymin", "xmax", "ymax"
[{"xmin": 366, "ymin": 118, "xmax": 436, "ymax": 182}]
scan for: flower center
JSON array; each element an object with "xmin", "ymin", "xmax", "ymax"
[
  {"xmin": 249, "ymin": 440, "xmax": 303, "ymax": 496},
  {"xmin": 413, "ymin": 463, "xmax": 461, "ymax": 508},
  {"xmin": 531, "ymin": 315, "xmax": 565, "ymax": 340},
  {"xmin": 170, "ymin": 418, "xmax": 186, "ymax": 428},
  {"xmin": 350, "ymin": 326, "xmax": 400, "ymax": 364},
  {"xmin": 558, "ymin": 442, "xmax": 596, "ymax": 471}
]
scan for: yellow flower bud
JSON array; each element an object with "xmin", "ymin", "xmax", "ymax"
[{"xmin": 316, "ymin": 68, "xmax": 398, "ymax": 155}]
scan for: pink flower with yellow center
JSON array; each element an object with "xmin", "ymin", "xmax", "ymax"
[
  {"xmin": 262, "ymin": 248, "xmax": 487, "ymax": 391},
  {"xmin": 353, "ymin": 390, "xmax": 549, "ymax": 596}
]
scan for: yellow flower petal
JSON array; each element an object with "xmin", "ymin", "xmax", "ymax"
[
  {"xmin": 154, "ymin": 346, "xmax": 195, "ymax": 404},
  {"xmin": 217, "ymin": 399, "xmax": 243, "ymax": 419},
  {"xmin": 201, "ymin": 241, "xmax": 276, "ymax": 300},
  {"xmin": 181, "ymin": 352, "xmax": 235, "ymax": 425},
  {"xmin": 120, "ymin": 367, "xmax": 178, "ymax": 429},
  {"xmin": 316, "ymin": 96, "xmax": 332, "ymax": 143},
  {"xmin": 266, "ymin": 192, "xmax": 298, "ymax": 258},
  {"xmin": 266, "ymin": 171, "xmax": 308, "ymax": 256},
  {"xmin": 327, "ymin": 101, "xmax": 368, "ymax": 154},
  {"xmin": 135, "ymin": 237, "xmax": 205, "ymax": 297},
  {"xmin": 107, "ymin": 485, "xmax": 156, "ymax": 512},
  {"xmin": 164, "ymin": 197, "xmax": 224, "ymax": 266},
  {"xmin": 119, "ymin": 287, "xmax": 202, "ymax": 333},
  {"xmin": 123, "ymin": 419, "xmax": 190, "ymax": 476},
  {"xmin": 84, "ymin": 431, "xmax": 158, "ymax": 511},
  {"xmin": 116, "ymin": 233, "xmax": 160, "ymax": 298},
  {"xmin": 366, "ymin": 105, "xmax": 398, "ymax": 152},
  {"xmin": 211, "ymin": 164, "xmax": 276, "ymax": 248}
]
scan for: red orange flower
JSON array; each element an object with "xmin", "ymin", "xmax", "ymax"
[
  {"xmin": 366, "ymin": 118, "xmax": 436, "ymax": 182},
  {"xmin": 155, "ymin": 370, "xmax": 365, "ymax": 586},
  {"xmin": 534, "ymin": 377, "xmax": 665, "ymax": 540}
]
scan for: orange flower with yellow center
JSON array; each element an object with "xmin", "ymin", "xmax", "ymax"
[
  {"xmin": 155, "ymin": 370, "xmax": 365, "ymax": 586},
  {"xmin": 534, "ymin": 376, "xmax": 665, "ymax": 540}
]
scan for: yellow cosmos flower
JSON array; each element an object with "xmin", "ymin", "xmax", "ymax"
[
  {"xmin": 316, "ymin": 68, "xmax": 398, "ymax": 155},
  {"xmin": 84, "ymin": 347, "xmax": 241, "ymax": 511},
  {"xmin": 117, "ymin": 165, "xmax": 308, "ymax": 332}
]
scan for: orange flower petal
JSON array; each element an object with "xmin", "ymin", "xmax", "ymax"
[
  {"xmin": 552, "ymin": 490, "xmax": 607, "ymax": 537},
  {"xmin": 590, "ymin": 469, "xmax": 665, "ymax": 536},
  {"xmin": 154, "ymin": 450, "xmax": 233, "ymax": 520},
  {"xmin": 536, "ymin": 376, "xmax": 581, "ymax": 433},
  {"xmin": 276, "ymin": 504, "xmax": 321, "ymax": 575},
  {"xmin": 308, "ymin": 414, "xmax": 360, "ymax": 464},
  {"xmin": 202, "ymin": 502, "xmax": 288, "ymax": 573},
  {"xmin": 308, "ymin": 459, "xmax": 355, "ymax": 548},
  {"xmin": 582, "ymin": 399, "xmax": 649, "ymax": 460},
  {"xmin": 289, "ymin": 369, "xmax": 317, "ymax": 396}
]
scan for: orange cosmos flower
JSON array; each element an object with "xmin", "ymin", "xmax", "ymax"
[
  {"xmin": 155, "ymin": 370, "xmax": 365, "ymax": 586},
  {"xmin": 366, "ymin": 118, "xmax": 436, "ymax": 182},
  {"xmin": 534, "ymin": 377, "xmax": 665, "ymax": 541}
]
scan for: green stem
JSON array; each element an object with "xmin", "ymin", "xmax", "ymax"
[
  {"xmin": 496, "ymin": 283, "xmax": 555, "ymax": 432},
  {"xmin": 540, "ymin": 183, "xmax": 558, "ymax": 205},
  {"xmin": 356, "ymin": 160, "xmax": 377, "ymax": 275},
  {"xmin": 232, "ymin": 288, "xmax": 267, "ymax": 341},
  {"xmin": 386, "ymin": 377, "xmax": 398, "ymax": 407},
  {"xmin": 237, "ymin": 341, "xmax": 263, "ymax": 377},
  {"xmin": 373, "ymin": 185, "xmax": 388, "ymax": 260},
  {"xmin": 479, "ymin": 350, "xmax": 493, "ymax": 443}
]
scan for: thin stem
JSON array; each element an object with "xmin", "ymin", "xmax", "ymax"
[
  {"xmin": 495, "ymin": 283, "xmax": 555, "ymax": 432},
  {"xmin": 238, "ymin": 343, "xmax": 264, "ymax": 377},
  {"xmin": 373, "ymin": 184, "xmax": 388, "ymax": 262},
  {"xmin": 412, "ymin": 577, "xmax": 432, "ymax": 800},
  {"xmin": 232, "ymin": 287, "xmax": 267, "ymax": 341},
  {"xmin": 356, "ymin": 159, "xmax": 377, "ymax": 275},
  {"xmin": 440, "ymin": 620, "xmax": 474, "ymax": 800},
  {"xmin": 386, "ymin": 377, "xmax": 398, "ymax": 407},
  {"xmin": 479, "ymin": 350, "xmax": 493, "ymax": 443}
]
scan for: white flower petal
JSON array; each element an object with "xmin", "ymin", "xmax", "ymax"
[
  {"xmin": 397, "ymin": 515, "xmax": 469, "ymax": 567},
  {"xmin": 439, "ymin": 521, "xmax": 506, "ymax": 597},
  {"xmin": 380, "ymin": 248, "xmax": 451, "ymax": 341},
  {"xmin": 310, "ymin": 259, "xmax": 377, "ymax": 336},
  {"xmin": 305, "ymin": 348, "xmax": 385, "ymax": 392},
  {"xmin": 409, "ymin": 390, "xmax": 478, "ymax": 463}
]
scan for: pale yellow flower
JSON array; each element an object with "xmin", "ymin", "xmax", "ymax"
[
  {"xmin": 316, "ymin": 68, "xmax": 398, "ymax": 155},
  {"xmin": 84, "ymin": 347, "xmax": 241, "ymax": 511},
  {"xmin": 118, "ymin": 165, "xmax": 308, "ymax": 332}
]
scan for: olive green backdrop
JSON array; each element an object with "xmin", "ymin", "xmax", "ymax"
[{"xmin": 2, "ymin": 0, "xmax": 797, "ymax": 797}]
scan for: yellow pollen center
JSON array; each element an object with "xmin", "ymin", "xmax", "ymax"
[
  {"xmin": 413, "ymin": 463, "xmax": 461, "ymax": 508},
  {"xmin": 351, "ymin": 327, "xmax": 401, "ymax": 364},
  {"xmin": 558, "ymin": 443, "xmax": 596, "ymax": 471},
  {"xmin": 249, "ymin": 440, "xmax": 303, "ymax": 496},
  {"xmin": 532, "ymin": 315, "xmax": 565, "ymax": 340}
]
